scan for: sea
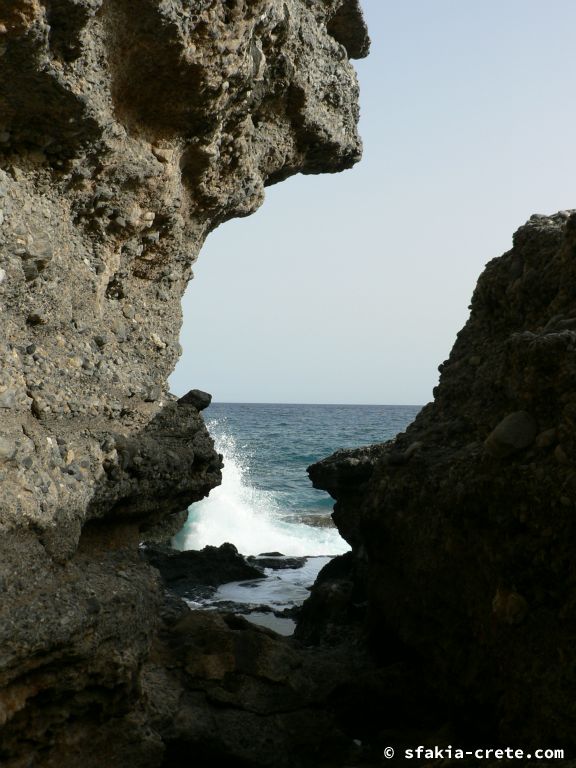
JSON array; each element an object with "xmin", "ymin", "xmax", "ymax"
[{"xmin": 172, "ymin": 402, "xmax": 421, "ymax": 632}]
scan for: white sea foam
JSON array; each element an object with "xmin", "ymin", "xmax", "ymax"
[
  {"xmin": 215, "ymin": 556, "xmax": 332, "ymax": 608},
  {"xmin": 174, "ymin": 431, "xmax": 349, "ymax": 557}
]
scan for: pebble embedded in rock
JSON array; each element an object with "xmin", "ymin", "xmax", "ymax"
[
  {"xmin": 555, "ymin": 444, "xmax": 569, "ymax": 464},
  {"xmin": 94, "ymin": 334, "xmax": 108, "ymax": 348},
  {"xmin": 492, "ymin": 587, "xmax": 529, "ymax": 626},
  {"xmin": 484, "ymin": 411, "xmax": 538, "ymax": 458},
  {"xmin": 0, "ymin": 436, "xmax": 16, "ymax": 459},
  {"xmin": 0, "ymin": 389, "xmax": 16, "ymax": 409},
  {"xmin": 144, "ymin": 384, "xmax": 161, "ymax": 402},
  {"xmin": 111, "ymin": 321, "xmax": 127, "ymax": 341},
  {"xmin": 535, "ymin": 428, "xmax": 557, "ymax": 449}
]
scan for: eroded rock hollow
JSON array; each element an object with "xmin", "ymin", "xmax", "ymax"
[{"xmin": 0, "ymin": 1, "xmax": 369, "ymax": 765}]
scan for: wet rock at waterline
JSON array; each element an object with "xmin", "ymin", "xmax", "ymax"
[
  {"xmin": 142, "ymin": 542, "xmax": 264, "ymax": 598},
  {"xmin": 248, "ymin": 552, "xmax": 309, "ymax": 570},
  {"xmin": 149, "ymin": 545, "xmax": 332, "ymax": 638}
]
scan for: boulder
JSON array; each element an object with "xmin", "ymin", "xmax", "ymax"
[
  {"xmin": 178, "ymin": 389, "xmax": 213, "ymax": 411},
  {"xmin": 142, "ymin": 542, "xmax": 264, "ymax": 598},
  {"xmin": 484, "ymin": 411, "xmax": 538, "ymax": 457}
]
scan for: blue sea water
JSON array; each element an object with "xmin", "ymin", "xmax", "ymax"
[{"xmin": 174, "ymin": 403, "xmax": 421, "ymax": 557}]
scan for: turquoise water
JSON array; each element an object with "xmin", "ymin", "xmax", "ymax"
[{"xmin": 174, "ymin": 403, "xmax": 421, "ymax": 557}]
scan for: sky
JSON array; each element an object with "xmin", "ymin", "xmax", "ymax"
[{"xmin": 170, "ymin": 0, "xmax": 576, "ymax": 405}]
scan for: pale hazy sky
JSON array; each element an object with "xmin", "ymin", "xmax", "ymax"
[{"xmin": 170, "ymin": 0, "xmax": 576, "ymax": 405}]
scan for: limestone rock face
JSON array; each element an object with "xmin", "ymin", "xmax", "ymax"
[
  {"xmin": 0, "ymin": 0, "xmax": 368, "ymax": 763},
  {"xmin": 309, "ymin": 211, "xmax": 576, "ymax": 751}
]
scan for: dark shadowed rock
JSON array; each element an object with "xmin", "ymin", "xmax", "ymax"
[
  {"xmin": 484, "ymin": 410, "xmax": 538, "ymax": 457},
  {"xmin": 307, "ymin": 210, "xmax": 576, "ymax": 753},
  {"xmin": 141, "ymin": 607, "xmax": 364, "ymax": 768},
  {"xmin": 327, "ymin": 0, "xmax": 371, "ymax": 59},
  {"xmin": 295, "ymin": 551, "xmax": 366, "ymax": 646},
  {"xmin": 248, "ymin": 554, "xmax": 308, "ymax": 570},
  {"xmin": 142, "ymin": 542, "xmax": 264, "ymax": 597}
]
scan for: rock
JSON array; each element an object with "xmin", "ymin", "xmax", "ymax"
[
  {"xmin": 248, "ymin": 554, "xmax": 308, "ymax": 570},
  {"xmin": 143, "ymin": 384, "xmax": 161, "ymax": 402},
  {"xmin": 150, "ymin": 332, "xmax": 166, "ymax": 350},
  {"xmin": 492, "ymin": 588, "xmax": 529, "ymax": 626},
  {"xmin": 403, "ymin": 440, "xmax": 423, "ymax": 459},
  {"xmin": 535, "ymin": 427, "xmax": 557, "ymax": 449},
  {"xmin": 308, "ymin": 211, "xmax": 576, "ymax": 754},
  {"xmin": 484, "ymin": 411, "xmax": 538, "ymax": 457},
  {"xmin": 298, "ymin": 513, "xmax": 336, "ymax": 529},
  {"xmin": 0, "ymin": 389, "xmax": 16, "ymax": 409},
  {"xmin": 140, "ymin": 605, "xmax": 367, "ymax": 768},
  {"xmin": 26, "ymin": 311, "xmax": 48, "ymax": 326},
  {"xmin": 295, "ymin": 551, "xmax": 365, "ymax": 646},
  {"xmin": 555, "ymin": 444, "xmax": 569, "ymax": 464},
  {"xmin": 111, "ymin": 320, "xmax": 127, "ymax": 341},
  {"xmin": 93, "ymin": 334, "xmax": 108, "ymax": 348},
  {"xmin": 178, "ymin": 388, "xmax": 213, "ymax": 411},
  {"xmin": 327, "ymin": 0, "xmax": 371, "ymax": 59},
  {"xmin": 0, "ymin": 0, "xmax": 369, "ymax": 764},
  {"xmin": 0, "ymin": 436, "xmax": 17, "ymax": 460},
  {"xmin": 142, "ymin": 542, "xmax": 264, "ymax": 597}
]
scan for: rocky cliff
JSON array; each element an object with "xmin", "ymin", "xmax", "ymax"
[
  {"xmin": 309, "ymin": 211, "xmax": 576, "ymax": 756},
  {"xmin": 0, "ymin": 1, "xmax": 369, "ymax": 765}
]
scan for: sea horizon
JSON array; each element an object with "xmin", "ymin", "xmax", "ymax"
[{"xmin": 208, "ymin": 400, "xmax": 425, "ymax": 408}]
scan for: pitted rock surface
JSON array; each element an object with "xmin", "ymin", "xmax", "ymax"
[
  {"xmin": 309, "ymin": 210, "xmax": 576, "ymax": 752},
  {"xmin": 0, "ymin": 1, "xmax": 369, "ymax": 765}
]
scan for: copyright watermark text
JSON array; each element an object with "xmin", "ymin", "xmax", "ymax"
[{"xmin": 383, "ymin": 746, "xmax": 565, "ymax": 761}]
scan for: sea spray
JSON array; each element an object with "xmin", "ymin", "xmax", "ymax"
[
  {"xmin": 172, "ymin": 404, "xmax": 420, "ymax": 632},
  {"xmin": 174, "ymin": 426, "xmax": 349, "ymax": 556}
]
